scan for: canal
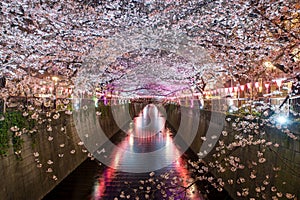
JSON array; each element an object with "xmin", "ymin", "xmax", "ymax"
[{"xmin": 43, "ymin": 104, "xmax": 232, "ymax": 200}]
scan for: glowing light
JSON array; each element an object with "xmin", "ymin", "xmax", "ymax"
[
  {"xmin": 247, "ymin": 83, "xmax": 252, "ymax": 89},
  {"xmin": 275, "ymin": 79, "xmax": 282, "ymax": 88},
  {"xmin": 52, "ymin": 76, "xmax": 59, "ymax": 82},
  {"xmin": 240, "ymin": 85, "xmax": 245, "ymax": 91},
  {"xmin": 264, "ymin": 83, "xmax": 270, "ymax": 89},
  {"xmin": 93, "ymin": 96, "xmax": 98, "ymax": 107},
  {"xmin": 129, "ymin": 134, "xmax": 134, "ymax": 146},
  {"xmin": 276, "ymin": 115, "xmax": 288, "ymax": 124},
  {"xmin": 104, "ymin": 97, "xmax": 108, "ymax": 105},
  {"xmin": 263, "ymin": 61, "xmax": 275, "ymax": 69}
]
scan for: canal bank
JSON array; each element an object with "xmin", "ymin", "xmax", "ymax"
[
  {"xmin": 0, "ymin": 103, "xmax": 136, "ymax": 200},
  {"xmin": 166, "ymin": 104, "xmax": 300, "ymax": 200}
]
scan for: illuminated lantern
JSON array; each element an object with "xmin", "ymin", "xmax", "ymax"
[
  {"xmin": 41, "ymin": 87, "xmax": 46, "ymax": 93},
  {"xmin": 222, "ymin": 88, "xmax": 226, "ymax": 94},
  {"xmin": 264, "ymin": 83, "xmax": 270, "ymax": 93},
  {"xmin": 247, "ymin": 82, "xmax": 252, "ymax": 89},
  {"xmin": 275, "ymin": 79, "xmax": 282, "ymax": 88},
  {"xmin": 240, "ymin": 85, "xmax": 245, "ymax": 91},
  {"xmin": 264, "ymin": 83, "xmax": 270, "ymax": 89},
  {"xmin": 255, "ymin": 82, "xmax": 259, "ymax": 88}
]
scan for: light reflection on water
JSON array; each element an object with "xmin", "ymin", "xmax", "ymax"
[{"xmin": 91, "ymin": 104, "xmax": 204, "ymax": 200}]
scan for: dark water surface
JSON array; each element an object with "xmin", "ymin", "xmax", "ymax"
[{"xmin": 43, "ymin": 104, "xmax": 230, "ymax": 200}]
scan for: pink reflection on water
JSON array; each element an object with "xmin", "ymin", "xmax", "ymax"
[{"xmin": 92, "ymin": 104, "xmax": 203, "ymax": 199}]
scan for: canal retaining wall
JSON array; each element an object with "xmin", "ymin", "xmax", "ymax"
[
  {"xmin": 166, "ymin": 104, "xmax": 300, "ymax": 200},
  {"xmin": 0, "ymin": 103, "xmax": 134, "ymax": 200}
]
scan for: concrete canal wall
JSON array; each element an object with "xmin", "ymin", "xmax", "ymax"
[
  {"xmin": 166, "ymin": 104, "xmax": 300, "ymax": 200},
  {"xmin": 0, "ymin": 103, "xmax": 134, "ymax": 200}
]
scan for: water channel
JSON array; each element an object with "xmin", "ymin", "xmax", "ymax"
[{"xmin": 43, "ymin": 104, "xmax": 231, "ymax": 200}]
